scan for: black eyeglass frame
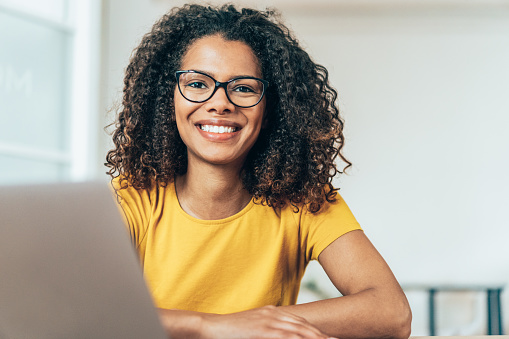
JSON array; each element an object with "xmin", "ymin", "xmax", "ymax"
[{"xmin": 175, "ymin": 70, "xmax": 269, "ymax": 108}]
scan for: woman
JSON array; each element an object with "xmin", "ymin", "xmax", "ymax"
[{"xmin": 106, "ymin": 4, "xmax": 411, "ymax": 339}]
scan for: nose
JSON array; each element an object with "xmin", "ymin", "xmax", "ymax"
[{"xmin": 203, "ymin": 86, "xmax": 235, "ymax": 114}]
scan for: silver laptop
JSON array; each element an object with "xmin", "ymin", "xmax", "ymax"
[{"xmin": 0, "ymin": 182, "xmax": 167, "ymax": 339}]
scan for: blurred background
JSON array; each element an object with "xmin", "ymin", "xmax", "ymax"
[{"xmin": 1, "ymin": 0, "xmax": 508, "ymax": 336}]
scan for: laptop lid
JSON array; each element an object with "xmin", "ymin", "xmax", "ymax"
[{"xmin": 0, "ymin": 182, "xmax": 167, "ymax": 339}]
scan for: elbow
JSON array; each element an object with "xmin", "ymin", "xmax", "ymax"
[{"xmin": 385, "ymin": 299, "xmax": 412, "ymax": 339}]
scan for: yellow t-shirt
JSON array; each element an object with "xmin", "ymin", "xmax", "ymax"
[{"xmin": 113, "ymin": 179, "xmax": 361, "ymax": 314}]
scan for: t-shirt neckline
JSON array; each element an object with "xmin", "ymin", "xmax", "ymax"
[{"xmin": 171, "ymin": 182, "xmax": 255, "ymax": 225}]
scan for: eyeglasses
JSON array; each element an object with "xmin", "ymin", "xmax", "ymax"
[{"xmin": 175, "ymin": 70, "xmax": 269, "ymax": 108}]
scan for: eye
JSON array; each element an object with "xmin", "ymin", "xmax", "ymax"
[
  {"xmin": 186, "ymin": 81, "xmax": 208, "ymax": 89},
  {"xmin": 232, "ymin": 85, "xmax": 255, "ymax": 93}
]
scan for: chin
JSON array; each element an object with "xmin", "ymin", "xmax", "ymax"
[{"xmin": 202, "ymin": 153, "xmax": 247, "ymax": 167}]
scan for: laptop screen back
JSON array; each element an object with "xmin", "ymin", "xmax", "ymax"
[{"xmin": 0, "ymin": 182, "xmax": 167, "ymax": 339}]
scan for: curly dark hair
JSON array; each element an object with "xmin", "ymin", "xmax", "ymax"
[{"xmin": 106, "ymin": 3, "xmax": 351, "ymax": 213}]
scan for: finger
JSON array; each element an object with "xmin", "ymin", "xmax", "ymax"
[
  {"xmin": 268, "ymin": 318, "xmax": 329, "ymax": 339},
  {"xmin": 269, "ymin": 311, "xmax": 325, "ymax": 337},
  {"xmin": 267, "ymin": 309, "xmax": 309, "ymax": 325}
]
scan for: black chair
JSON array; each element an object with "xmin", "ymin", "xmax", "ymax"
[{"xmin": 403, "ymin": 284, "xmax": 504, "ymax": 335}]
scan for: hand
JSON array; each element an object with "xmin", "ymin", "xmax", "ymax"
[{"xmin": 201, "ymin": 305, "xmax": 334, "ymax": 339}]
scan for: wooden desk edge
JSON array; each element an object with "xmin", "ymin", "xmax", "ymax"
[{"xmin": 410, "ymin": 336, "xmax": 508, "ymax": 338}]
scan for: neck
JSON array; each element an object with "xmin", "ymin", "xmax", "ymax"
[{"xmin": 175, "ymin": 162, "xmax": 252, "ymax": 220}]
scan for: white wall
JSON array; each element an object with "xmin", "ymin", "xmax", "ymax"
[
  {"xmin": 100, "ymin": 0, "xmax": 509, "ymax": 335},
  {"xmin": 98, "ymin": 0, "xmax": 170, "ymax": 172}
]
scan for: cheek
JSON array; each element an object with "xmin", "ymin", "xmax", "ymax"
[
  {"xmin": 173, "ymin": 97, "xmax": 187, "ymax": 137},
  {"xmin": 173, "ymin": 90, "xmax": 183, "ymax": 118},
  {"xmin": 173, "ymin": 93, "xmax": 191, "ymax": 124},
  {"xmin": 256, "ymin": 102, "xmax": 267, "ymax": 129}
]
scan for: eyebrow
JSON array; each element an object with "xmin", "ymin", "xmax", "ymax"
[{"xmin": 189, "ymin": 69, "xmax": 261, "ymax": 79}]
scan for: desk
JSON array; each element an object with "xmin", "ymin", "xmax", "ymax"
[
  {"xmin": 403, "ymin": 284, "xmax": 505, "ymax": 335},
  {"xmin": 411, "ymin": 337, "xmax": 508, "ymax": 339}
]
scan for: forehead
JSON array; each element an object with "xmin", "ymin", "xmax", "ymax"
[{"xmin": 180, "ymin": 35, "xmax": 262, "ymax": 79}]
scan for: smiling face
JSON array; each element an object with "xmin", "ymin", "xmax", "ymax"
[{"xmin": 174, "ymin": 34, "xmax": 266, "ymax": 169}]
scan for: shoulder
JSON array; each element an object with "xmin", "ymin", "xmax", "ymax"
[
  {"xmin": 111, "ymin": 176, "xmax": 177, "ymax": 248},
  {"xmin": 112, "ymin": 176, "xmax": 168, "ymax": 203},
  {"xmin": 306, "ymin": 193, "xmax": 360, "ymax": 228},
  {"xmin": 295, "ymin": 193, "xmax": 362, "ymax": 261},
  {"xmin": 111, "ymin": 176, "xmax": 174, "ymax": 226},
  {"xmin": 278, "ymin": 193, "xmax": 358, "ymax": 224}
]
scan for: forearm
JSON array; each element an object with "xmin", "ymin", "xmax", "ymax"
[
  {"xmin": 280, "ymin": 288, "xmax": 411, "ymax": 339},
  {"xmin": 157, "ymin": 309, "xmax": 205, "ymax": 339},
  {"xmin": 157, "ymin": 306, "xmax": 332, "ymax": 339}
]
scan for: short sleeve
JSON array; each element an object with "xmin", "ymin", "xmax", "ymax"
[
  {"xmin": 299, "ymin": 194, "xmax": 362, "ymax": 261},
  {"xmin": 111, "ymin": 177, "xmax": 152, "ymax": 249}
]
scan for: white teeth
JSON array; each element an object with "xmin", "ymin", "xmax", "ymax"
[{"xmin": 200, "ymin": 125, "xmax": 236, "ymax": 134}]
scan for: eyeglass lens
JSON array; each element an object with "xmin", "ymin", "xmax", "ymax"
[{"xmin": 178, "ymin": 72, "xmax": 265, "ymax": 107}]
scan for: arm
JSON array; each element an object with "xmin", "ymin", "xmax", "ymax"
[
  {"xmin": 280, "ymin": 230, "xmax": 412, "ymax": 339},
  {"xmin": 156, "ymin": 307, "xmax": 334, "ymax": 339}
]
